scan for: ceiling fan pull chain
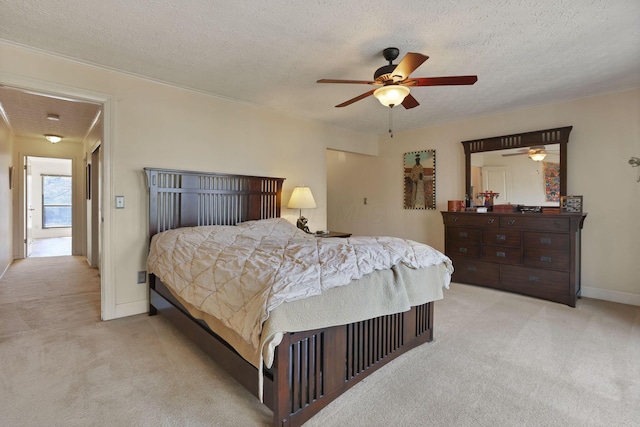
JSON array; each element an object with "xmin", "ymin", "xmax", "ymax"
[{"xmin": 388, "ymin": 107, "xmax": 394, "ymax": 138}]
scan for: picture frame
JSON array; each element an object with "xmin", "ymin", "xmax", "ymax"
[
  {"xmin": 86, "ymin": 163, "xmax": 91, "ymax": 200},
  {"xmin": 560, "ymin": 195, "xmax": 583, "ymax": 213},
  {"xmin": 403, "ymin": 150, "xmax": 436, "ymax": 210}
]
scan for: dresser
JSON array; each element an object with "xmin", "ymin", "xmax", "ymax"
[{"xmin": 441, "ymin": 211, "xmax": 586, "ymax": 306}]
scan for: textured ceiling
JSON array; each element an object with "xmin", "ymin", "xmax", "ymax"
[
  {"xmin": 0, "ymin": 0, "xmax": 639, "ymax": 137},
  {"xmin": 0, "ymin": 86, "xmax": 101, "ymax": 144}
]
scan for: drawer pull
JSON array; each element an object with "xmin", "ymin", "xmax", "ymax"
[
  {"xmin": 496, "ymin": 251, "xmax": 506, "ymax": 258},
  {"xmin": 507, "ymin": 219, "xmax": 516, "ymax": 225},
  {"xmin": 459, "ymin": 247, "xmax": 468, "ymax": 253},
  {"xmin": 528, "ymin": 275, "xmax": 539, "ymax": 282},
  {"xmin": 452, "ymin": 217, "xmax": 459, "ymax": 222},
  {"xmin": 540, "ymin": 256, "xmax": 552, "ymax": 263},
  {"xmin": 540, "ymin": 237, "xmax": 552, "ymax": 244},
  {"xmin": 488, "ymin": 218, "xmax": 495, "ymax": 224},
  {"xmin": 459, "ymin": 232, "xmax": 468, "ymax": 238},
  {"xmin": 496, "ymin": 234, "xmax": 506, "ymax": 241},
  {"xmin": 467, "ymin": 266, "xmax": 477, "ymax": 272},
  {"xmin": 554, "ymin": 221, "xmax": 562, "ymax": 227}
]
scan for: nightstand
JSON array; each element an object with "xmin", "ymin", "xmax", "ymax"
[{"xmin": 316, "ymin": 231, "xmax": 351, "ymax": 238}]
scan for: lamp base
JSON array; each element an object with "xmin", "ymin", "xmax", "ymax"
[{"xmin": 296, "ymin": 216, "xmax": 311, "ymax": 233}]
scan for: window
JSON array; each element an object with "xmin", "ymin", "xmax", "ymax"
[{"xmin": 42, "ymin": 175, "xmax": 72, "ymax": 228}]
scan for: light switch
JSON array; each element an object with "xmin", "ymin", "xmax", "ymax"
[{"xmin": 115, "ymin": 195, "xmax": 125, "ymax": 209}]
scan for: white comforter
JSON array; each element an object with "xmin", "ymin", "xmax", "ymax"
[{"xmin": 147, "ymin": 218, "xmax": 452, "ymax": 352}]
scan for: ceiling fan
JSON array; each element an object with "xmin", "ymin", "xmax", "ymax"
[
  {"xmin": 317, "ymin": 47, "xmax": 478, "ymax": 109},
  {"xmin": 501, "ymin": 146, "xmax": 554, "ymax": 162}
]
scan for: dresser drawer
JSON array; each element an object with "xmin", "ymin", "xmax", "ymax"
[
  {"xmin": 443, "ymin": 214, "xmax": 499, "ymax": 228},
  {"xmin": 482, "ymin": 229, "xmax": 521, "ymax": 247},
  {"xmin": 446, "ymin": 242, "xmax": 481, "ymax": 258},
  {"xmin": 524, "ymin": 232, "xmax": 570, "ymax": 251},
  {"xmin": 482, "ymin": 245, "xmax": 523, "ymax": 264},
  {"xmin": 447, "ymin": 227, "xmax": 482, "ymax": 244},
  {"xmin": 450, "ymin": 258, "xmax": 500, "ymax": 287},
  {"xmin": 501, "ymin": 265, "xmax": 570, "ymax": 302},
  {"xmin": 500, "ymin": 216, "xmax": 570, "ymax": 232},
  {"xmin": 524, "ymin": 249, "xmax": 571, "ymax": 270}
]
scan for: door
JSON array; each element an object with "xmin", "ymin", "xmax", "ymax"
[
  {"xmin": 24, "ymin": 157, "xmax": 34, "ymax": 257},
  {"xmin": 89, "ymin": 145, "xmax": 101, "ymax": 269},
  {"xmin": 482, "ymin": 166, "xmax": 512, "ymax": 204}
]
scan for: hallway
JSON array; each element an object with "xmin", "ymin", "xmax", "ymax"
[{"xmin": 0, "ymin": 256, "xmax": 100, "ymax": 336}]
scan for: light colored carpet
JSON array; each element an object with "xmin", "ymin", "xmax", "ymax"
[{"xmin": 1, "ymin": 257, "xmax": 638, "ymax": 426}]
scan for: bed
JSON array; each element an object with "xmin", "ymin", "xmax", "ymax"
[{"xmin": 144, "ymin": 167, "xmax": 452, "ymax": 427}]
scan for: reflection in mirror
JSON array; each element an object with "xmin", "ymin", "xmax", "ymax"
[
  {"xmin": 470, "ymin": 146, "xmax": 561, "ymax": 206},
  {"xmin": 462, "ymin": 126, "xmax": 572, "ymax": 209}
]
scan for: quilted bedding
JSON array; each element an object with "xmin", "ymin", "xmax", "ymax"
[{"xmin": 147, "ymin": 218, "xmax": 453, "ymax": 359}]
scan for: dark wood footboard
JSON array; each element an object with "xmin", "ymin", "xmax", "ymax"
[{"xmin": 150, "ymin": 275, "xmax": 433, "ymax": 427}]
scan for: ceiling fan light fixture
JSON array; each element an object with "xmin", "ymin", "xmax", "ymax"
[
  {"xmin": 44, "ymin": 134, "xmax": 62, "ymax": 144},
  {"xmin": 529, "ymin": 151, "xmax": 547, "ymax": 161},
  {"xmin": 373, "ymin": 85, "xmax": 410, "ymax": 107}
]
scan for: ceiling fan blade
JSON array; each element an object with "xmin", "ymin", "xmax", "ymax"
[
  {"xmin": 391, "ymin": 53, "xmax": 429, "ymax": 81},
  {"xmin": 317, "ymin": 79, "xmax": 376, "ymax": 85},
  {"xmin": 335, "ymin": 89, "xmax": 376, "ymax": 108},
  {"xmin": 401, "ymin": 93, "xmax": 420, "ymax": 109},
  {"xmin": 408, "ymin": 75, "xmax": 478, "ymax": 86},
  {"xmin": 502, "ymin": 152, "xmax": 529, "ymax": 157}
]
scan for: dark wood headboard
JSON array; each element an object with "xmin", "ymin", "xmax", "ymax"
[{"xmin": 144, "ymin": 168, "xmax": 285, "ymax": 237}]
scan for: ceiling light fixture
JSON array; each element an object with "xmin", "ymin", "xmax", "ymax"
[
  {"xmin": 44, "ymin": 134, "xmax": 62, "ymax": 144},
  {"xmin": 529, "ymin": 150, "xmax": 547, "ymax": 162},
  {"xmin": 47, "ymin": 114, "xmax": 60, "ymax": 121},
  {"xmin": 373, "ymin": 85, "xmax": 410, "ymax": 107}
]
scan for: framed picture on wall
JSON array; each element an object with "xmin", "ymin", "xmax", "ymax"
[
  {"xmin": 560, "ymin": 195, "xmax": 583, "ymax": 213},
  {"xmin": 86, "ymin": 164, "xmax": 91, "ymax": 200},
  {"xmin": 403, "ymin": 150, "xmax": 436, "ymax": 209}
]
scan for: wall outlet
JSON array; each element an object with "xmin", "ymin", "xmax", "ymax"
[
  {"xmin": 137, "ymin": 271, "xmax": 147, "ymax": 284},
  {"xmin": 115, "ymin": 195, "xmax": 125, "ymax": 209}
]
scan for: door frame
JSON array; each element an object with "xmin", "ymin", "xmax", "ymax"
[{"xmin": 1, "ymin": 72, "xmax": 114, "ymax": 320}]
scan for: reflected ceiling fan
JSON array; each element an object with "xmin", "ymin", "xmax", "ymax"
[
  {"xmin": 317, "ymin": 47, "xmax": 478, "ymax": 109},
  {"xmin": 502, "ymin": 146, "xmax": 556, "ymax": 162}
]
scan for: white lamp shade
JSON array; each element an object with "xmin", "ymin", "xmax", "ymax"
[
  {"xmin": 373, "ymin": 85, "xmax": 410, "ymax": 107},
  {"xmin": 288, "ymin": 186, "xmax": 317, "ymax": 209}
]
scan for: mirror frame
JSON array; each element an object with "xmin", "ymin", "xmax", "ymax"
[{"xmin": 461, "ymin": 126, "xmax": 572, "ymax": 205}]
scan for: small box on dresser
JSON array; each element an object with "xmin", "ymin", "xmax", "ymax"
[{"xmin": 441, "ymin": 211, "xmax": 587, "ymax": 306}]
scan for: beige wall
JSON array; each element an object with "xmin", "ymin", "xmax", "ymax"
[
  {"xmin": 328, "ymin": 88, "xmax": 640, "ymax": 305},
  {"xmin": 0, "ymin": 41, "xmax": 376, "ymax": 319},
  {"xmin": 0, "ymin": 114, "xmax": 13, "ymax": 278}
]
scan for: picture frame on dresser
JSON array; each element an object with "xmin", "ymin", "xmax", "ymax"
[{"xmin": 560, "ymin": 195, "xmax": 583, "ymax": 213}]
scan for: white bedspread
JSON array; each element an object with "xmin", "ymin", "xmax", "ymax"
[{"xmin": 147, "ymin": 218, "xmax": 453, "ymax": 355}]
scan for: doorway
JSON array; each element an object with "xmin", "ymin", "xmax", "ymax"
[{"xmin": 24, "ymin": 156, "xmax": 73, "ymax": 257}]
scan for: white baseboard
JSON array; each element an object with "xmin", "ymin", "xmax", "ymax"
[
  {"xmin": 581, "ymin": 286, "xmax": 640, "ymax": 307},
  {"xmin": 114, "ymin": 300, "xmax": 148, "ymax": 318}
]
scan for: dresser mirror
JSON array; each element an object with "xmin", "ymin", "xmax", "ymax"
[{"xmin": 461, "ymin": 127, "xmax": 572, "ymax": 208}]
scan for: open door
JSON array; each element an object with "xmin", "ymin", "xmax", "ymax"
[{"xmin": 24, "ymin": 156, "xmax": 33, "ymax": 257}]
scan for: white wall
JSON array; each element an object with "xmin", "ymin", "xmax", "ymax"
[
  {"xmin": 328, "ymin": 88, "xmax": 640, "ymax": 305},
  {"xmin": 0, "ymin": 41, "xmax": 377, "ymax": 319}
]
